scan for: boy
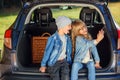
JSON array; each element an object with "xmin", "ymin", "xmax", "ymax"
[{"xmin": 39, "ymin": 16, "xmax": 72, "ymax": 80}]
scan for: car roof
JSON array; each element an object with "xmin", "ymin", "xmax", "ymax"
[
  {"xmin": 23, "ymin": 0, "xmax": 108, "ymax": 8},
  {"xmin": 25, "ymin": 0, "xmax": 106, "ymax": 3}
]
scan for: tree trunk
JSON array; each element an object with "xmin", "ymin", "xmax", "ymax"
[{"xmin": 0, "ymin": 0, "xmax": 4, "ymax": 9}]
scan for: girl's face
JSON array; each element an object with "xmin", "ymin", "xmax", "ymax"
[{"xmin": 78, "ymin": 25, "xmax": 88, "ymax": 35}]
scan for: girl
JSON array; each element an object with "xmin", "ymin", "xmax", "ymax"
[{"xmin": 71, "ymin": 20, "xmax": 103, "ymax": 80}]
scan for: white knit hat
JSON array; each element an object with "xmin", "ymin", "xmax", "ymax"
[{"xmin": 55, "ymin": 16, "xmax": 72, "ymax": 29}]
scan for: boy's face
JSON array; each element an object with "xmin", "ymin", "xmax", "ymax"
[{"xmin": 62, "ymin": 24, "xmax": 71, "ymax": 34}]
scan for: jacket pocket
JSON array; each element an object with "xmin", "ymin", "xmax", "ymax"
[{"xmin": 54, "ymin": 40, "xmax": 61, "ymax": 49}]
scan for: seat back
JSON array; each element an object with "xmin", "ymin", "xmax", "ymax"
[
  {"xmin": 34, "ymin": 7, "xmax": 55, "ymax": 26},
  {"xmin": 80, "ymin": 7, "xmax": 95, "ymax": 26}
]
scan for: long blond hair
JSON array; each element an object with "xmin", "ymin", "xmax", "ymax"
[{"xmin": 71, "ymin": 20, "xmax": 92, "ymax": 53}]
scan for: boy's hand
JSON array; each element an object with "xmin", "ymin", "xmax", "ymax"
[
  {"xmin": 39, "ymin": 66, "xmax": 47, "ymax": 72},
  {"xmin": 95, "ymin": 62, "xmax": 102, "ymax": 69},
  {"xmin": 96, "ymin": 29, "xmax": 104, "ymax": 43}
]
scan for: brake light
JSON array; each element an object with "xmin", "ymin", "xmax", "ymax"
[
  {"xmin": 118, "ymin": 29, "xmax": 120, "ymax": 38},
  {"xmin": 4, "ymin": 29, "xmax": 12, "ymax": 49},
  {"xmin": 117, "ymin": 29, "xmax": 120, "ymax": 50}
]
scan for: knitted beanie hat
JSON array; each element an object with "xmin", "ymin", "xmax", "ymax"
[{"xmin": 55, "ymin": 16, "xmax": 72, "ymax": 29}]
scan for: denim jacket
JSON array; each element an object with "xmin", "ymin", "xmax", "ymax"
[
  {"xmin": 73, "ymin": 36, "xmax": 100, "ymax": 63},
  {"xmin": 41, "ymin": 32, "xmax": 72, "ymax": 67}
]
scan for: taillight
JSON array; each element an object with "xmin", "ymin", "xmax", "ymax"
[
  {"xmin": 4, "ymin": 29, "xmax": 12, "ymax": 49},
  {"xmin": 118, "ymin": 29, "xmax": 120, "ymax": 38},
  {"xmin": 117, "ymin": 29, "xmax": 120, "ymax": 50}
]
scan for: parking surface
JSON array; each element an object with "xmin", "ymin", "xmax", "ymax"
[{"xmin": 0, "ymin": 64, "xmax": 11, "ymax": 79}]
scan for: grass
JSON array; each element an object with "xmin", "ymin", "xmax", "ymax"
[
  {"xmin": 0, "ymin": 2, "xmax": 120, "ymax": 52},
  {"xmin": 108, "ymin": 2, "xmax": 120, "ymax": 25},
  {"xmin": 0, "ymin": 8, "xmax": 19, "ymax": 48}
]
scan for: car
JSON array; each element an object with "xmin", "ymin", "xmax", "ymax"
[{"xmin": 0, "ymin": 0, "xmax": 120, "ymax": 80}]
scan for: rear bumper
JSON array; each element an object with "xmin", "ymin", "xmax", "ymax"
[
  {"xmin": 1, "ymin": 74, "xmax": 50, "ymax": 80},
  {"xmin": 1, "ymin": 71, "xmax": 120, "ymax": 80}
]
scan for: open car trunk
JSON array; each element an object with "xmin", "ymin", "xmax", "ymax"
[
  {"xmin": 17, "ymin": 24, "xmax": 112, "ymax": 72},
  {"xmin": 16, "ymin": 6, "xmax": 113, "ymax": 72}
]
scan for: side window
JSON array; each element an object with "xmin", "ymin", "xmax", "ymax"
[
  {"xmin": 94, "ymin": 11, "xmax": 102, "ymax": 24},
  {"xmin": 52, "ymin": 6, "xmax": 82, "ymax": 20},
  {"xmin": 29, "ymin": 13, "xmax": 35, "ymax": 23}
]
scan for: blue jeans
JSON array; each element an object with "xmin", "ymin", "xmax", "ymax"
[
  {"xmin": 47, "ymin": 60, "xmax": 70, "ymax": 80},
  {"xmin": 71, "ymin": 61, "xmax": 95, "ymax": 80}
]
